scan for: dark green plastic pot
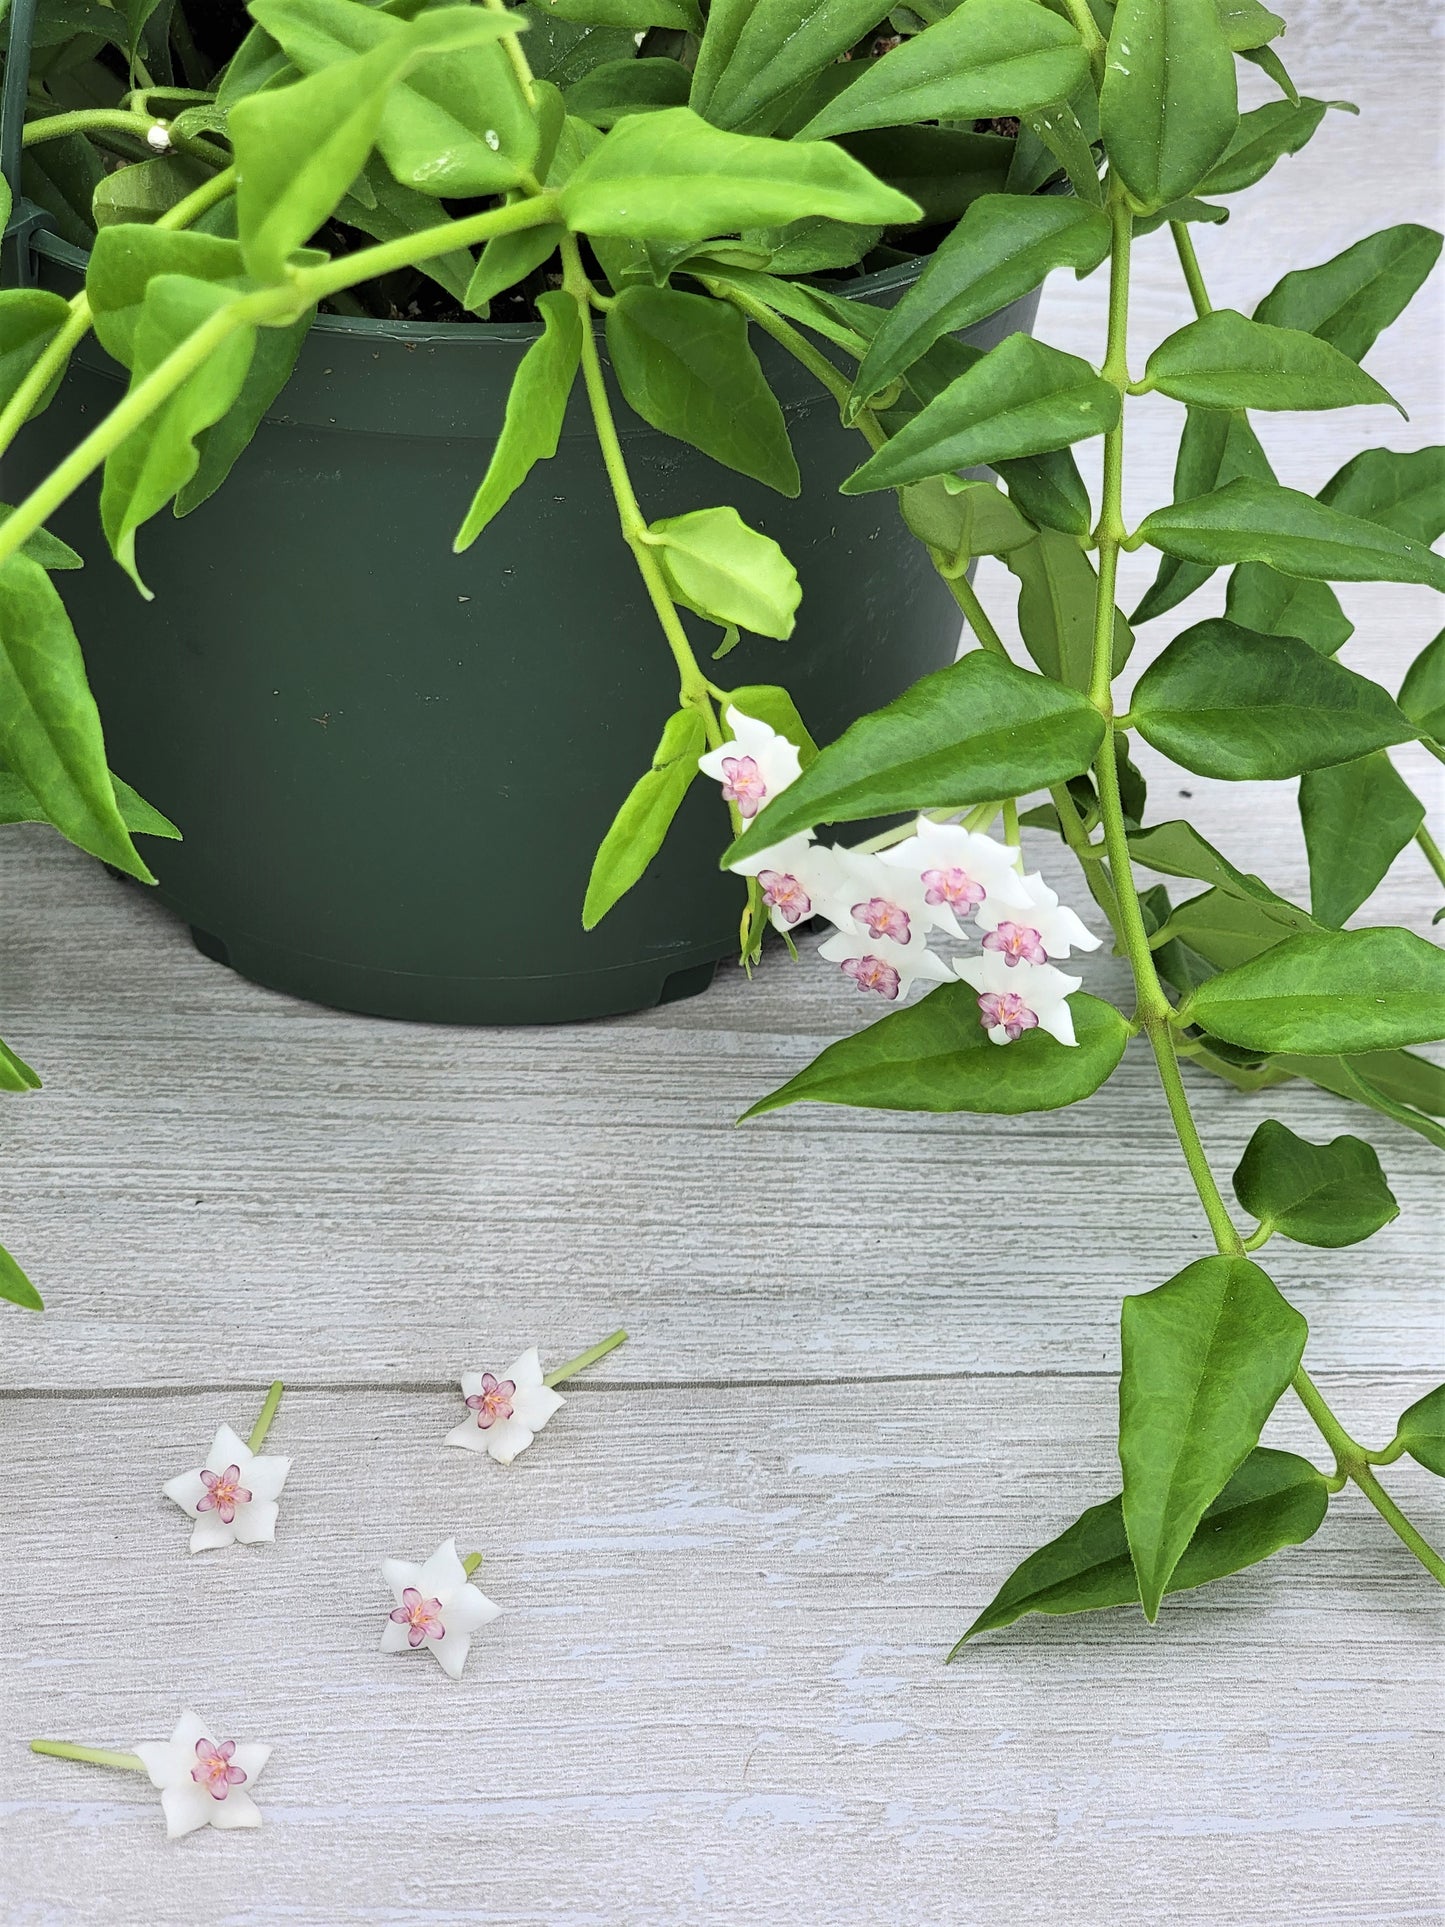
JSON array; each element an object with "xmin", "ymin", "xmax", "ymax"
[{"xmin": 7, "ymin": 230, "xmax": 1038, "ymax": 1023}]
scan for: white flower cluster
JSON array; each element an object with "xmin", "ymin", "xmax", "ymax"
[{"xmin": 702, "ymin": 706, "xmax": 1100, "ymax": 1045}]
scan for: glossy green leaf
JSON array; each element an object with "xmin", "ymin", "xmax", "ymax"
[
  {"xmin": 1143, "ymin": 310, "xmax": 1399, "ymax": 414},
  {"xmin": 650, "ymin": 507, "xmax": 800, "ymax": 639},
  {"xmin": 1253, "ymin": 224, "xmax": 1444, "ymax": 366},
  {"xmin": 92, "ymin": 155, "xmax": 213, "ymax": 230},
  {"xmin": 851, "ymin": 196, "xmax": 1111, "ymax": 409},
  {"xmin": 0, "ymin": 289, "xmax": 74, "ymax": 422},
  {"xmin": 1132, "ymin": 408, "xmax": 1272, "ymax": 625},
  {"xmin": 0, "ymin": 1035, "xmax": 42, "ymax": 1093},
  {"xmin": 564, "ymin": 56, "xmax": 691, "ymax": 127},
  {"xmin": 797, "ymin": 0, "xmax": 1090, "ymax": 141},
  {"xmin": 1233, "ymin": 1119, "xmax": 1398, "ymax": 1248},
  {"xmin": 1007, "ymin": 529, "xmax": 1132, "ymax": 690},
  {"xmin": 561, "ymin": 108, "xmax": 918, "ymax": 244},
  {"xmin": 87, "ymin": 227, "xmax": 247, "ymax": 366},
  {"xmin": 1216, "ymin": 0, "xmax": 1285, "ymax": 48},
  {"xmin": 995, "ymin": 447, "xmax": 1092, "ymax": 538},
  {"xmin": 1138, "ymin": 479, "xmax": 1445, "ymax": 589},
  {"xmin": 1197, "ymin": 96, "xmax": 1341, "ymax": 197},
  {"xmin": 952, "ymin": 1448, "xmax": 1327, "ymax": 1648},
  {"xmin": 605, "ymin": 285, "xmax": 798, "ymax": 496},
  {"xmin": 724, "ymin": 650, "xmax": 1105, "ymax": 861},
  {"xmin": 1278, "ymin": 1053, "xmax": 1445, "ymax": 1155},
  {"xmin": 722, "ymin": 683, "xmax": 818, "ymax": 766},
  {"xmin": 1318, "ymin": 446, "xmax": 1445, "ymax": 547},
  {"xmin": 1120, "ymin": 1255, "xmax": 1306, "ymax": 1620},
  {"xmin": 0, "ymin": 1241, "xmax": 43, "ymax": 1312},
  {"xmin": 1223, "ymin": 563, "xmax": 1353, "ymax": 655},
  {"xmin": 1022, "ymin": 93, "xmax": 1104, "ymax": 205},
  {"xmin": 842, "ymin": 336, "xmax": 1119, "ymax": 495},
  {"xmin": 898, "ymin": 477, "xmax": 1036, "ymax": 568},
  {"xmin": 744, "ymin": 985, "xmax": 1129, "ymax": 1119},
  {"xmin": 465, "ymin": 222, "xmax": 564, "ymax": 312},
  {"xmin": 1130, "ymin": 619, "xmax": 1411, "ymax": 780},
  {"xmin": 540, "ymin": 0, "xmax": 699, "ymax": 27},
  {"xmin": 583, "ymin": 707, "xmax": 706, "ymax": 928},
  {"xmin": 1391, "ymin": 1386, "xmax": 1445, "ymax": 1477},
  {"xmin": 1180, "ymin": 926, "xmax": 1445, "ymax": 1054},
  {"xmin": 0, "ymin": 760, "xmax": 180, "ymax": 841},
  {"xmin": 1240, "ymin": 41, "xmax": 1298, "ymax": 104},
  {"xmin": 0, "ymin": 554, "xmax": 154, "ymax": 883},
  {"xmin": 1399, "ymin": 629, "xmax": 1445, "ymax": 743},
  {"xmin": 1099, "ymin": 0, "xmax": 1238, "ymax": 213},
  {"xmin": 702, "ymin": 0, "xmax": 887, "ymax": 133},
  {"xmin": 835, "ymin": 127, "xmax": 1016, "ymax": 229},
  {"xmin": 1128, "ymin": 820, "xmax": 1315, "ymax": 934},
  {"xmin": 1299, "ymin": 753, "xmax": 1424, "ymax": 927},
  {"xmin": 454, "ymin": 291, "xmax": 581, "ymax": 550},
  {"xmin": 520, "ymin": 10, "xmax": 635, "ymax": 82}
]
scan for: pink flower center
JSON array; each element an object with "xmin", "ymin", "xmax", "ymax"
[
  {"xmin": 840, "ymin": 954, "xmax": 902, "ymax": 1000},
  {"xmin": 191, "ymin": 1737, "xmax": 246, "ymax": 1802},
  {"xmin": 978, "ymin": 990, "xmax": 1039, "ymax": 1042},
  {"xmin": 719, "ymin": 755, "xmax": 768, "ymax": 818},
  {"xmin": 758, "ymin": 869, "xmax": 811, "ymax": 925},
  {"xmin": 982, "ymin": 920, "xmax": 1047, "ymax": 966},
  {"xmin": 851, "ymin": 896, "xmax": 911, "ymax": 943},
  {"xmin": 466, "ymin": 1373, "xmax": 516, "ymax": 1429},
  {"xmin": 922, "ymin": 866, "xmax": 987, "ymax": 919},
  {"xmin": 196, "ymin": 1463, "xmax": 252, "ymax": 1524},
  {"xmin": 390, "ymin": 1587, "xmax": 446, "ymax": 1647}
]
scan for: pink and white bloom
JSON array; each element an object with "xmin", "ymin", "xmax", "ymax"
[
  {"xmin": 822, "ymin": 848, "xmax": 933, "ymax": 947},
  {"xmin": 818, "ymin": 929, "xmax": 952, "ymax": 1002},
  {"xmin": 445, "ymin": 1348, "xmax": 565, "ymax": 1464},
  {"xmin": 728, "ymin": 831, "xmax": 838, "ymax": 933},
  {"xmin": 879, "ymin": 819, "xmax": 1030, "ymax": 938},
  {"xmin": 133, "ymin": 1710, "xmax": 270, "ymax": 1839},
  {"xmin": 976, "ymin": 871, "xmax": 1101, "ymax": 962},
  {"xmin": 955, "ymin": 951, "xmax": 1082, "ymax": 1046},
  {"xmin": 163, "ymin": 1424, "xmax": 291, "ymax": 1554},
  {"xmin": 380, "ymin": 1539, "xmax": 501, "ymax": 1681},
  {"xmin": 698, "ymin": 707, "xmax": 801, "ymax": 820}
]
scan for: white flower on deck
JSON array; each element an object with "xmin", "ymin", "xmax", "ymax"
[
  {"xmin": 818, "ymin": 929, "xmax": 952, "ymax": 1002},
  {"xmin": 698, "ymin": 707, "xmax": 801, "ymax": 820},
  {"xmin": 381, "ymin": 1540, "xmax": 501, "ymax": 1681},
  {"xmin": 976, "ymin": 871, "xmax": 1101, "ymax": 964},
  {"xmin": 955, "ymin": 952, "xmax": 1082, "ymax": 1046},
  {"xmin": 823, "ymin": 848, "xmax": 934, "ymax": 947},
  {"xmin": 445, "ymin": 1347, "xmax": 565, "ymax": 1464},
  {"xmin": 728, "ymin": 831, "xmax": 837, "ymax": 932},
  {"xmin": 133, "ymin": 1710, "xmax": 270, "ymax": 1839},
  {"xmin": 879, "ymin": 819, "xmax": 1030, "ymax": 938},
  {"xmin": 163, "ymin": 1424, "xmax": 291, "ymax": 1553}
]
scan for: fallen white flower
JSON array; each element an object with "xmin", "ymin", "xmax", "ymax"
[
  {"xmin": 445, "ymin": 1347, "xmax": 566, "ymax": 1465},
  {"xmin": 134, "ymin": 1709, "xmax": 270, "ymax": 1840},
  {"xmin": 163, "ymin": 1423, "xmax": 291, "ymax": 1554},
  {"xmin": 381, "ymin": 1539, "xmax": 501, "ymax": 1681}
]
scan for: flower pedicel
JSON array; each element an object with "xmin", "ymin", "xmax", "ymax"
[
  {"xmin": 31, "ymin": 1710, "xmax": 271, "ymax": 1839},
  {"xmin": 163, "ymin": 1380, "xmax": 291, "ymax": 1552},
  {"xmin": 445, "ymin": 1328, "xmax": 627, "ymax": 1463}
]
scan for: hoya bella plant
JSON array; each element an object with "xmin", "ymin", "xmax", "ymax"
[{"xmin": 0, "ymin": 0, "xmax": 1440, "ymax": 1639}]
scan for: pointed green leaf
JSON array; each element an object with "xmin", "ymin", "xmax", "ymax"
[
  {"xmin": 1224, "ymin": 563, "xmax": 1353, "ymax": 655},
  {"xmin": 583, "ymin": 707, "xmax": 706, "ymax": 928},
  {"xmin": 1132, "ymin": 407, "xmax": 1272, "ymax": 625},
  {"xmin": 1099, "ymin": 0, "xmax": 1238, "ymax": 213},
  {"xmin": 995, "ymin": 447, "xmax": 1093, "ymax": 538},
  {"xmin": 1233, "ymin": 1119, "xmax": 1398, "ymax": 1248},
  {"xmin": 1254, "ymin": 224, "xmax": 1443, "ymax": 366},
  {"xmin": 723, "ymin": 651, "xmax": 1105, "ymax": 861},
  {"xmin": 1197, "ymin": 96, "xmax": 1341, "ymax": 197},
  {"xmin": 1399, "ymin": 629, "xmax": 1445, "ymax": 743},
  {"xmin": 337, "ymin": 158, "xmax": 481, "ymax": 305},
  {"xmin": 899, "ymin": 477, "xmax": 1036, "ymax": 567},
  {"xmin": 0, "ymin": 289, "xmax": 76, "ymax": 421},
  {"xmin": 649, "ymin": 507, "xmax": 800, "ymax": 639},
  {"xmin": 1180, "ymin": 926, "xmax": 1445, "ymax": 1054},
  {"xmin": 564, "ymin": 55, "xmax": 691, "ymax": 127},
  {"xmin": 465, "ymin": 222, "xmax": 563, "ymax": 312},
  {"xmin": 1215, "ymin": 0, "xmax": 1285, "ymax": 50},
  {"xmin": 542, "ymin": 0, "xmax": 699, "ymax": 28},
  {"xmin": 1276, "ymin": 1053, "xmax": 1445, "ymax": 1154},
  {"xmin": 1391, "ymin": 1386, "xmax": 1445, "ymax": 1477},
  {"xmin": 1318, "ymin": 446, "xmax": 1445, "ymax": 546},
  {"xmin": 454, "ymin": 291, "xmax": 581, "ymax": 550},
  {"xmin": 0, "ymin": 1240, "xmax": 43, "ymax": 1311},
  {"xmin": 0, "ymin": 511, "xmax": 82, "ymax": 575},
  {"xmin": 1128, "ymin": 820, "xmax": 1315, "ymax": 932},
  {"xmin": 1299, "ymin": 753, "xmax": 1424, "ymax": 927},
  {"xmin": 1120, "ymin": 1255, "xmax": 1307, "ymax": 1620},
  {"xmin": 0, "ymin": 761, "xmax": 179, "ymax": 841},
  {"xmin": 0, "ymin": 1035, "xmax": 42, "ymax": 1093},
  {"xmin": 1007, "ymin": 528, "xmax": 1133, "ymax": 690},
  {"xmin": 722, "ymin": 683, "xmax": 818, "ymax": 765},
  {"xmin": 702, "ymin": 0, "xmax": 891, "ymax": 134},
  {"xmin": 1138, "ymin": 479, "xmax": 1445, "ymax": 589},
  {"xmin": 175, "ymin": 303, "xmax": 316, "ymax": 518},
  {"xmin": 1143, "ymin": 310, "xmax": 1400, "ymax": 414}
]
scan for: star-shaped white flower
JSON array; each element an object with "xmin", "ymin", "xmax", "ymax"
[
  {"xmin": 163, "ymin": 1424, "xmax": 291, "ymax": 1553},
  {"xmin": 975, "ymin": 870, "xmax": 1102, "ymax": 962},
  {"xmin": 818, "ymin": 928, "xmax": 953, "ymax": 1002},
  {"xmin": 133, "ymin": 1709, "xmax": 270, "ymax": 1839},
  {"xmin": 727, "ymin": 831, "xmax": 838, "ymax": 932},
  {"xmin": 955, "ymin": 951, "xmax": 1082, "ymax": 1046},
  {"xmin": 381, "ymin": 1539, "xmax": 501, "ymax": 1680},
  {"xmin": 698, "ymin": 707, "xmax": 802, "ymax": 821},
  {"xmin": 879, "ymin": 818, "xmax": 1032, "ymax": 938},
  {"xmin": 445, "ymin": 1347, "xmax": 565, "ymax": 1464},
  {"xmin": 822, "ymin": 847, "xmax": 936, "ymax": 947}
]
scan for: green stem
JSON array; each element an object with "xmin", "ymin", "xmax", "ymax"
[
  {"xmin": 1415, "ymin": 822, "xmax": 1445, "ymax": 890},
  {"xmin": 21, "ymin": 108, "xmax": 169, "ymax": 146},
  {"xmin": 545, "ymin": 1327, "xmax": 628, "ymax": 1387},
  {"xmin": 1169, "ymin": 221, "xmax": 1213, "ymax": 319},
  {"xmin": 462, "ymin": 1551, "xmax": 484, "ymax": 1576},
  {"xmin": 480, "ymin": 0, "xmax": 538, "ymax": 105},
  {"xmin": 247, "ymin": 1380, "xmax": 284, "ymax": 1454},
  {"xmin": 1291, "ymin": 1369, "xmax": 1445, "ymax": 1581},
  {"xmin": 294, "ymin": 194, "xmax": 559, "ymax": 306},
  {"xmin": 1242, "ymin": 1221, "xmax": 1273, "ymax": 1252},
  {"xmin": 31, "ymin": 1741, "xmax": 147, "ymax": 1772},
  {"xmin": 709, "ymin": 280, "xmax": 888, "ymax": 453}
]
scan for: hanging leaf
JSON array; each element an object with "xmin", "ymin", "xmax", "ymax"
[
  {"xmin": 1141, "ymin": 310, "xmax": 1400, "ymax": 414},
  {"xmin": 0, "ymin": 289, "xmax": 76, "ymax": 422},
  {"xmin": 1179, "ymin": 927, "xmax": 1445, "ymax": 1054},
  {"xmin": 454, "ymin": 291, "xmax": 582, "ymax": 549},
  {"xmin": 0, "ymin": 1035, "xmax": 42, "ymax": 1092},
  {"xmin": 564, "ymin": 56, "xmax": 692, "ymax": 127},
  {"xmin": 583, "ymin": 707, "xmax": 707, "ymax": 928},
  {"xmin": 1389, "ymin": 1387, "xmax": 1445, "ymax": 1477},
  {"xmin": 1099, "ymin": 0, "xmax": 1238, "ymax": 213},
  {"xmin": 701, "ymin": 0, "xmax": 892, "ymax": 134},
  {"xmin": 898, "ymin": 477, "xmax": 1036, "ymax": 567},
  {"xmin": 1299, "ymin": 753, "xmax": 1424, "ymax": 927},
  {"xmin": 1138, "ymin": 480, "xmax": 1445, "ymax": 589},
  {"xmin": 649, "ymin": 507, "xmax": 801, "ymax": 638},
  {"xmin": 1007, "ymin": 529, "xmax": 1133, "ymax": 690},
  {"xmin": 1128, "ymin": 820, "xmax": 1315, "ymax": 934},
  {"xmin": 1317, "ymin": 446, "xmax": 1445, "ymax": 547},
  {"xmin": 1232, "ymin": 1120, "xmax": 1399, "ymax": 1249},
  {"xmin": 1398, "ymin": 630, "xmax": 1445, "ymax": 744},
  {"xmin": 995, "ymin": 447, "xmax": 1093, "ymax": 538},
  {"xmin": 0, "ymin": 1240, "xmax": 43, "ymax": 1312},
  {"xmin": 1223, "ymin": 564, "xmax": 1353, "ymax": 656},
  {"xmin": 1253, "ymin": 224, "xmax": 1444, "ymax": 366},
  {"xmin": 1131, "ymin": 408, "xmax": 1272, "ymax": 625},
  {"xmin": 1196, "ymin": 96, "xmax": 1344, "ymax": 198}
]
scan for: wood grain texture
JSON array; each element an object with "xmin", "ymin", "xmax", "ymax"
[{"xmin": 0, "ymin": 0, "xmax": 1442, "ymax": 1920}]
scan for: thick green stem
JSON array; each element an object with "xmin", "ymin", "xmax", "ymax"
[
  {"xmin": 545, "ymin": 1327, "xmax": 628, "ymax": 1386},
  {"xmin": 1169, "ymin": 221, "xmax": 1213, "ymax": 319},
  {"xmin": 295, "ymin": 195, "xmax": 559, "ymax": 306},
  {"xmin": 1415, "ymin": 822, "xmax": 1445, "ymax": 889},
  {"xmin": 31, "ymin": 1741, "xmax": 147, "ymax": 1771},
  {"xmin": 247, "ymin": 1380, "xmax": 284, "ymax": 1454}
]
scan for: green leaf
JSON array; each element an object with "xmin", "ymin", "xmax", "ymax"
[
  {"xmin": 1399, "ymin": 629, "xmax": 1445, "ymax": 744},
  {"xmin": 1240, "ymin": 41, "xmax": 1298, "ymax": 104},
  {"xmin": 520, "ymin": 10, "xmax": 637, "ymax": 83},
  {"xmin": 1277, "ymin": 1053, "xmax": 1445, "ymax": 1155},
  {"xmin": 1318, "ymin": 446, "xmax": 1445, "ymax": 547},
  {"xmin": 1215, "ymin": 0, "xmax": 1284, "ymax": 49},
  {"xmin": 99, "ymin": 276, "xmax": 258, "ymax": 595},
  {"xmin": 0, "ymin": 510, "xmax": 83, "ymax": 575},
  {"xmin": 1022, "ymin": 93, "xmax": 1104, "ymax": 205},
  {"xmin": 723, "ymin": 650, "xmax": 1105, "ymax": 861},
  {"xmin": 1007, "ymin": 528, "xmax": 1132, "ymax": 690},
  {"xmin": 0, "ymin": 554, "xmax": 154, "ymax": 882},
  {"xmin": 605, "ymin": 285, "xmax": 798, "ymax": 496},
  {"xmin": 1233, "ymin": 1119, "xmax": 1398, "ymax": 1248},
  {"xmin": 952, "ymin": 1447, "xmax": 1328, "ymax": 1647},
  {"xmin": 740, "ymin": 215, "xmax": 883, "ymax": 276},
  {"xmin": 541, "ymin": 0, "xmax": 699, "ymax": 26},
  {"xmin": 1138, "ymin": 479, "xmax": 1445, "ymax": 590},
  {"xmin": 337, "ymin": 158, "xmax": 480, "ymax": 305},
  {"xmin": 583, "ymin": 707, "xmax": 706, "ymax": 928},
  {"xmin": 175, "ymin": 303, "xmax": 316, "ymax": 519},
  {"xmin": 994, "ymin": 447, "xmax": 1092, "ymax": 538},
  {"xmin": 797, "ymin": 0, "xmax": 1090, "ymax": 141},
  {"xmin": 835, "ymin": 127, "xmax": 1016, "ymax": 229},
  {"xmin": 465, "ymin": 222, "xmax": 563, "ymax": 312},
  {"xmin": 92, "ymin": 155, "xmax": 214, "ymax": 230},
  {"xmin": 560, "ymin": 108, "xmax": 918, "ymax": 244},
  {"xmin": 899, "ymin": 477, "xmax": 1036, "ymax": 568},
  {"xmin": 0, "ymin": 1240, "xmax": 43, "ymax": 1312},
  {"xmin": 1197, "ymin": 96, "xmax": 1341, "ymax": 197},
  {"xmin": 87, "ymin": 227, "xmax": 247, "ymax": 366},
  {"xmin": 1128, "ymin": 820, "xmax": 1315, "ymax": 933},
  {"xmin": 1143, "ymin": 310, "xmax": 1400, "ymax": 414},
  {"xmin": 564, "ymin": 56, "xmax": 691, "ymax": 127},
  {"xmin": 1099, "ymin": 0, "xmax": 1238, "ymax": 214},
  {"xmin": 1120, "ymin": 1255, "xmax": 1306, "ymax": 1620},
  {"xmin": 649, "ymin": 507, "xmax": 800, "ymax": 639},
  {"xmin": 0, "ymin": 760, "xmax": 180, "ymax": 841},
  {"xmin": 842, "ymin": 336, "xmax": 1120, "ymax": 495},
  {"xmin": 701, "ymin": 0, "xmax": 890, "ymax": 134},
  {"xmin": 1132, "ymin": 408, "xmax": 1272, "ymax": 624},
  {"xmin": 1391, "ymin": 1386, "xmax": 1445, "ymax": 1477},
  {"xmin": 0, "ymin": 1035, "xmax": 42, "ymax": 1093},
  {"xmin": 454, "ymin": 290, "xmax": 582, "ymax": 549},
  {"xmin": 1254, "ymin": 224, "xmax": 1444, "ymax": 366},
  {"xmin": 1299, "ymin": 753, "xmax": 1424, "ymax": 927},
  {"xmin": 722, "ymin": 683, "xmax": 818, "ymax": 765},
  {"xmin": 0, "ymin": 289, "xmax": 74, "ymax": 423},
  {"xmin": 1224, "ymin": 563, "xmax": 1353, "ymax": 656},
  {"xmin": 744, "ymin": 984, "xmax": 1129, "ymax": 1119},
  {"xmin": 851, "ymin": 196, "xmax": 1111, "ymax": 409},
  {"xmin": 1180, "ymin": 926, "xmax": 1445, "ymax": 1054}
]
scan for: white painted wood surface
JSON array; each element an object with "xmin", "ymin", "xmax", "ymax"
[{"xmin": 2, "ymin": 4, "xmax": 1442, "ymax": 1920}]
